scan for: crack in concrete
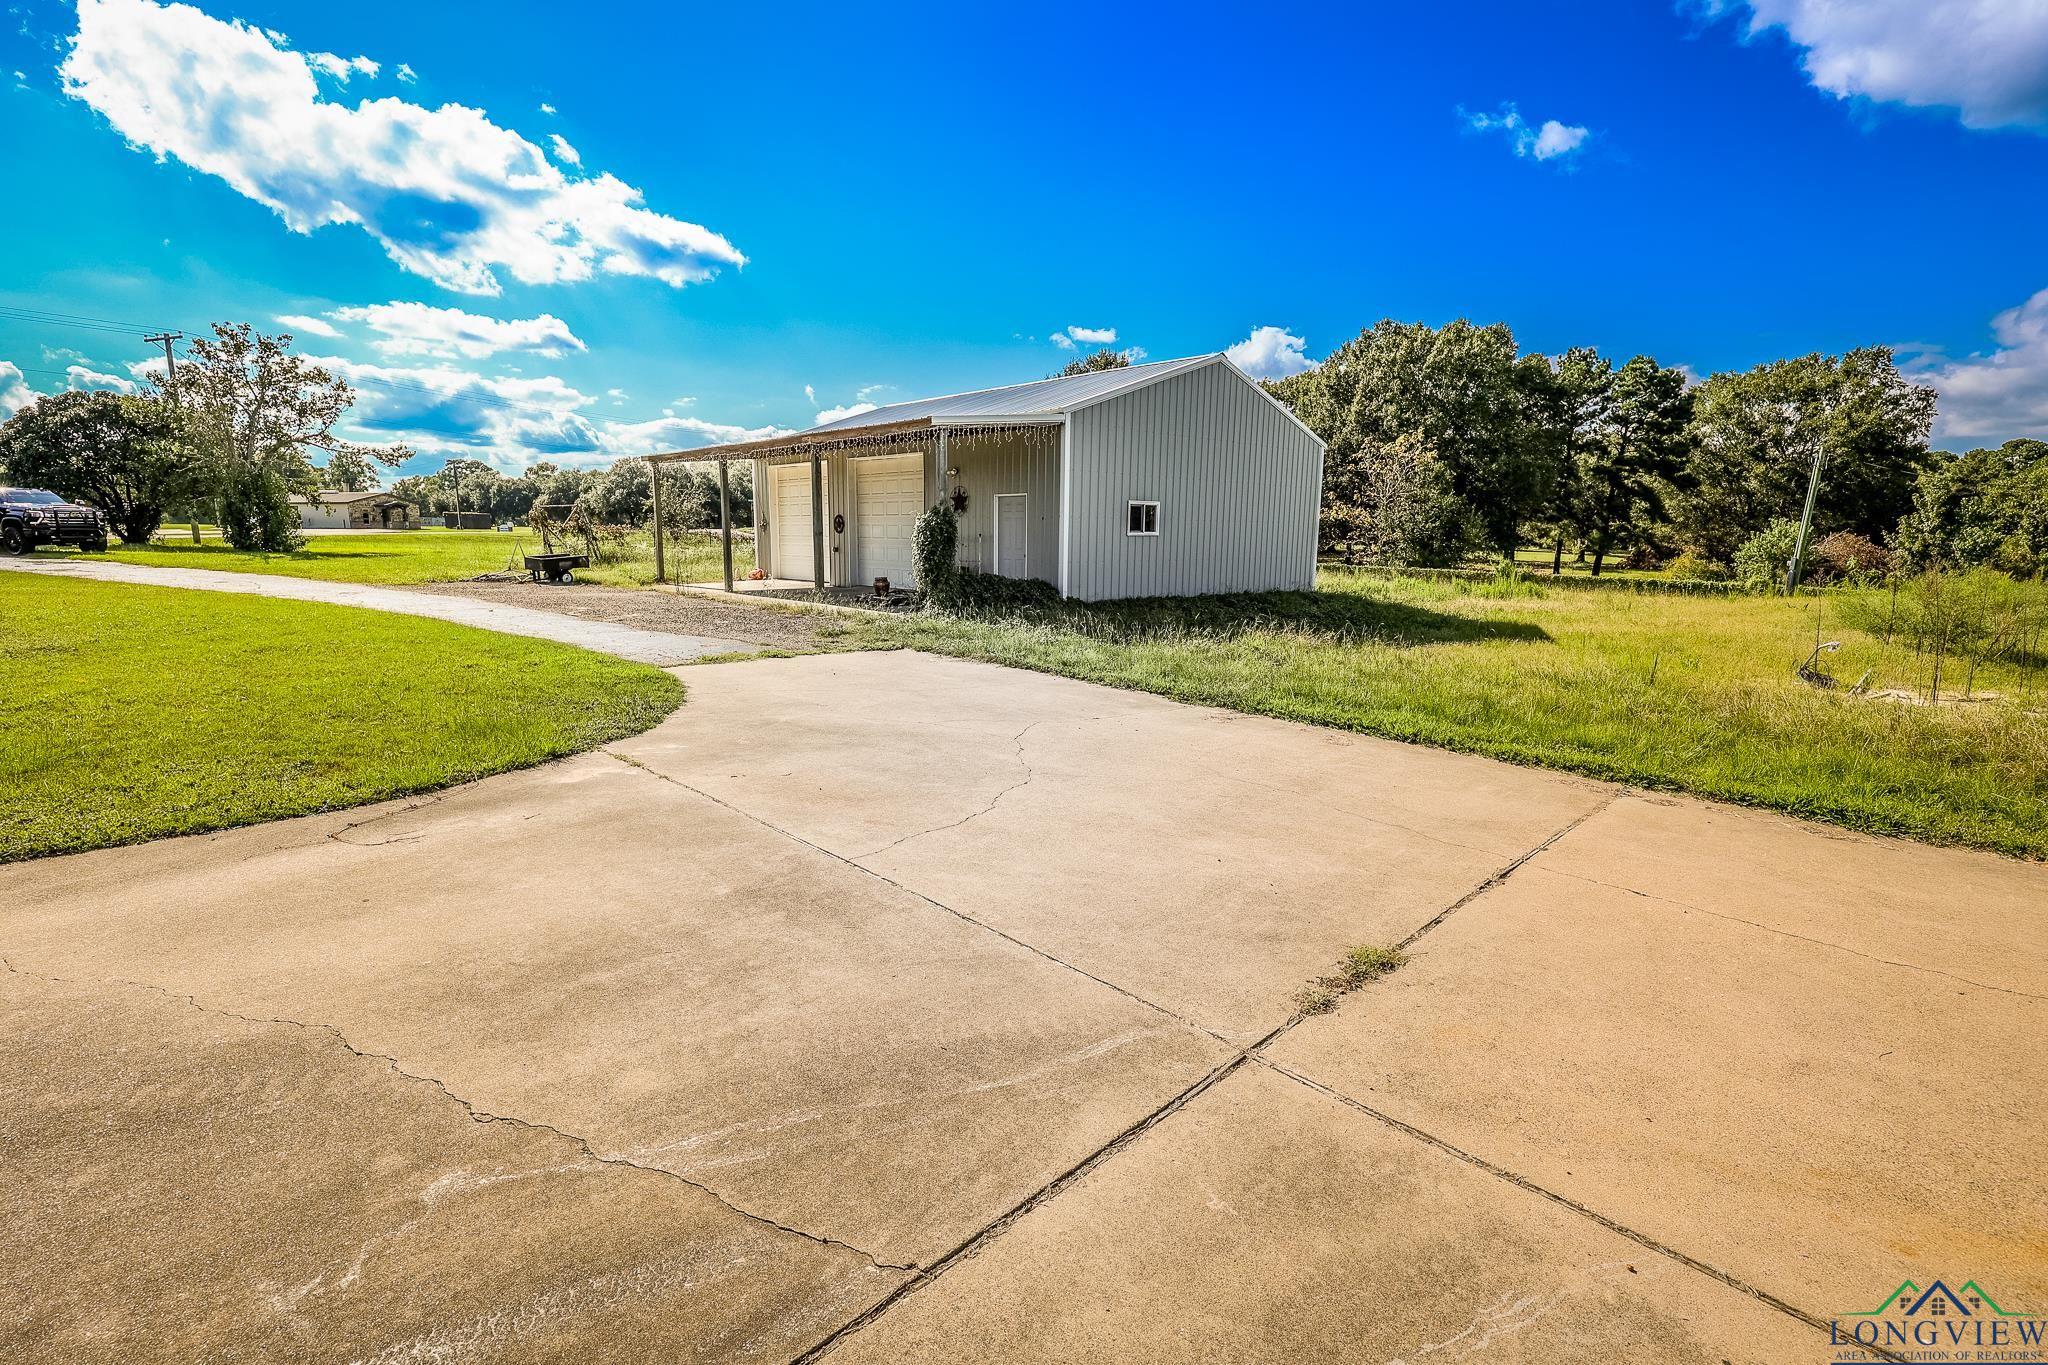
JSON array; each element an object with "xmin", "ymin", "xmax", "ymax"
[
  {"xmin": 847, "ymin": 718, "xmax": 1061, "ymax": 861},
  {"xmin": 1524, "ymin": 865, "xmax": 2047, "ymax": 1004},
  {"xmin": 0, "ymin": 954, "xmax": 915, "ymax": 1275},
  {"xmin": 1251, "ymin": 1056, "xmax": 1906, "ymax": 1364},
  {"xmin": 602, "ymin": 748, "xmax": 1237, "ymax": 1050},
  {"xmin": 321, "ymin": 792, "xmax": 452, "ymax": 848}
]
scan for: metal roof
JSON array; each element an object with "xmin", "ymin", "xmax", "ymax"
[
  {"xmin": 802, "ymin": 354, "xmax": 1220, "ymax": 434},
  {"xmin": 644, "ymin": 351, "xmax": 1322, "ymax": 463}
]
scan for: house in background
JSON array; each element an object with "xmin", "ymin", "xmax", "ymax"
[
  {"xmin": 646, "ymin": 354, "xmax": 1324, "ymax": 601},
  {"xmin": 288, "ymin": 490, "xmax": 419, "ymax": 531}
]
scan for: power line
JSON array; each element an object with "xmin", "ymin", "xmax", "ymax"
[
  {"xmin": 11, "ymin": 364, "xmax": 139, "ymax": 383},
  {"xmin": 0, "ymin": 306, "xmax": 171, "ymax": 337}
]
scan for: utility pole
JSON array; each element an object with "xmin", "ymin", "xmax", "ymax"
[
  {"xmin": 144, "ymin": 332, "xmax": 200, "ymax": 543},
  {"xmin": 1785, "ymin": 393, "xmax": 1837, "ymax": 594},
  {"xmin": 1785, "ymin": 433, "xmax": 1824, "ymax": 593},
  {"xmin": 143, "ymin": 331, "xmax": 181, "ymax": 388}
]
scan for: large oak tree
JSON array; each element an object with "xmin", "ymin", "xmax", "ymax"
[{"xmin": 0, "ymin": 389, "xmax": 190, "ymax": 543}]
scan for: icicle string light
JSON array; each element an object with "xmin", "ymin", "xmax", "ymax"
[{"xmin": 645, "ymin": 421, "xmax": 1057, "ymax": 467}]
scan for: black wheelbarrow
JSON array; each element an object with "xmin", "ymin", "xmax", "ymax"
[{"xmin": 524, "ymin": 551, "xmax": 589, "ymax": 584}]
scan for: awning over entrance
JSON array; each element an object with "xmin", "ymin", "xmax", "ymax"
[{"xmin": 638, "ymin": 419, "xmax": 1060, "ymax": 594}]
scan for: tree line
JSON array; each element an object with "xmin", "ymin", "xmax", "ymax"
[
  {"xmin": 0, "ymin": 320, "xmax": 748, "ymax": 551},
  {"xmin": 381, "ymin": 458, "xmax": 749, "ymax": 538},
  {"xmin": 1268, "ymin": 319, "xmax": 2045, "ymax": 584}
]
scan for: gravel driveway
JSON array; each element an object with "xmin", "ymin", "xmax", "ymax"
[{"xmin": 412, "ymin": 579, "xmax": 842, "ymax": 651}]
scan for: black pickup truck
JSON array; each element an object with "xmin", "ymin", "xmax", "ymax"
[{"xmin": 1, "ymin": 488, "xmax": 110, "ymax": 554}]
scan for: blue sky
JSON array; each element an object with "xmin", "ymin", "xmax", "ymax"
[{"xmin": 4, "ymin": 0, "xmax": 2047, "ymax": 477}]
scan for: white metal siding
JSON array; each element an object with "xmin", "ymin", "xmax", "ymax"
[
  {"xmin": 946, "ymin": 429, "xmax": 1060, "ymax": 584},
  {"xmin": 1066, "ymin": 361, "xmax": 1321, "ymax": 601}
]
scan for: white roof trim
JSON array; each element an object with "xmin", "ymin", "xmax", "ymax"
[
  {"xmin": 930, "ymin": 413, "xmax": 1066, "ymax": 427},
  {"xmin": 1216, "ymin": 354, "xmax": 1328, "ymax": 446},
  {"xmin": 1059, "ymin": 353, "xmax": 1326, "ymax": 446},
  {"xmin": 1053, "ymin": 354, "xmax": 1221, "ymax": 416}
]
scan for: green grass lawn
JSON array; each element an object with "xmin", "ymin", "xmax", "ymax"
[
  {"xmin": 0, "ymin": 575, "xmax": 683, "ymax": 862},
  {"xmin": 99, "ymin": 529, "xmax": 534, "ymax": 582},
  {"xmin": 81, "ymin": 528, "xmax": 757, "ymax": 587},
  {"xmin": 838, "ymin": 570, "xmax": 2048, "ymax": 859}
]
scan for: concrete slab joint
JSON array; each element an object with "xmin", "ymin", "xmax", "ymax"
[{"xmin": 5, "ymin": 649, "xmax": 2039, "ymax": 1364}]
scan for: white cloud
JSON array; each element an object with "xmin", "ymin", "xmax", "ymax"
[
  {"xmin": 598, "ymin": 413, "xmax": 790, "ymax": 459},
  {"xmin": 804, "ymin": 384, "xmax": 817, "ymax": 405},
  {"xmin": 814, "ymin": 401, "xmax": 878, "ymax": 426},
  {"xmin": 328, "ymin": 301, "xmax": 586, "ymax": 359},
  {"xmin": 1531, "ymin": 120, "xmax": 1589, "ymax": 159},
  {"xmin": 66, "ymin": 363, "xmax": 137, "ymax": 393},
  {"xmin": 1905, "ymin": 286, "xmax": 2048, "ymax": 443},
  {"xmin": 1699, "ymin": 0, "xmax": 2048, "ymax": 130},
  {"xmin": 41, "ymin": 345, "xmax": 88, "ymax": 364},
  {"xmin": 856, "ymin": 383, "xmax": 892, "ymax": 400},
  {"xmin": 1049, "ymin": 325, "xmax": 1119, "ymax": 351},
  {"xmin": 61, "ymin": 0, "xmax": 745, "ymax": 296},
  {"xmin": 606, "ymin": 387, "xmax": 629, "ymax": 403},
  {"xmin": 276, "ymin": 312, "xmax": 342, "ymax": 338},
  {"xmin": 0, "ymin": 362, "xmax": 37, "ymax": 419},
  {"xmin": 1226, "ymin": 326, "xmax": 1313, "ymax": 381},
  {"xmin": 307, "ymin": 51, "xmax": 378, "ymax": 82},
  {"xmin": 539, "ymin": 102, "xmax": 557, "ymax": 115},
  {"xmin": 1460, "ymin": 103, "xmax": 1592, "ymax": 161},
  {"xmin": 395, "ymin": 62, "xmax": 416, "ymax": 84},
  {"xmin": 548, "ymin": 133, "xmax": 580, "ymax": 166},
  {"xmin": 314, "ymin": 354, "xmax": 783, "ymax": 469}
]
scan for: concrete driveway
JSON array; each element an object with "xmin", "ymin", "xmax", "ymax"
[{"xmin": 2, "ymin": 650, "xmax": 2040, "ymax": 1363}]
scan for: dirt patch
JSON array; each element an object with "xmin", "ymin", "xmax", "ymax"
[{"xmin": 413, "ymin": 580, "xmax": 840, "ymax": 652}]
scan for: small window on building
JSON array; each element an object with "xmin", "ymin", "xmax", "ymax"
[{"xmin": 1127, "ymin": 501, "xmax": 1160, "ymax": 536}]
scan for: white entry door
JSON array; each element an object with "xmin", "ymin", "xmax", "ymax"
[
  {"xmin": 773, "ymin": 464, "xmax": 823, "ymax": 583},
  {"xmin": 855, "ymin": 454, "xmax": 922, "ymax": 587},
  {"xmin": 994, "ymin": 493, "xmax": 1029, "ymax": 579}
]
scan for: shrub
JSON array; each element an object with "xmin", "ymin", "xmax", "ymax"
[
  {"xmin": 913, "ymin": 502, "xmax": 959, "ymax": 604},
  {"xmin": 1732, "ymin": 519, "xmax": 1802, "ymax": 590},
  {"xmin": 1809, "ymin": 531, "xmax": 1893, "ymax": 584},
  {"xmin": 941, "ymin": 568, "xmax": 1063, "ymax": 613},
  {"xmin": 216, "ymin": 465, "xmax": 301, "ymax": 552},
  {"xmin": 1622, "ymin": 543, "xmax": 1663, "ymax": 571},
  {"xmin": 1665, "ymin": 552, "xmax": 1730, "ymax": 582}
]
